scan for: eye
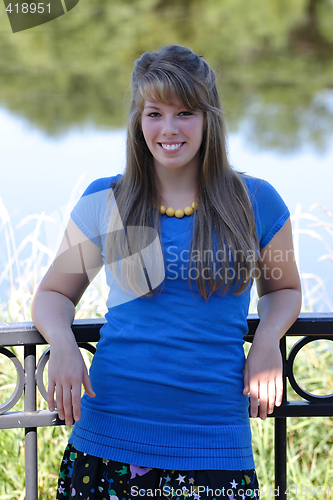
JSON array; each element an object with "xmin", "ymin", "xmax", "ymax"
[
  {"xmin": 147, "ymin": 112, "xmax": 161, "ymax": 118},
  {"xmin": 178, "ymin": 111, "xmax": 193, "ymax": 116}
]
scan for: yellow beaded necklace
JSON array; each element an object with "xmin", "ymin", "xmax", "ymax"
[{"xmin": 160, "ymin": 201, "xmax": 198, "ymax": 219}]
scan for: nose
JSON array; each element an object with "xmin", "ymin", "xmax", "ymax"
[{"xmin": 161, "ymin": 115, "xmax": 178, "ymax": 136}]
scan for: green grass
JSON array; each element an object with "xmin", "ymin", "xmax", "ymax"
[{"xmin": 1, "ymin": 197, "xmax": 333, "ymax": 498}]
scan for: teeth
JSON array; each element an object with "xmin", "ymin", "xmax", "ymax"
[{"xmin": 161, "ymin": 143, "xmax": 182, "ymax": 150}]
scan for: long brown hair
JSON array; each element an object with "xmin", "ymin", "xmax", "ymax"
[{"xmin": 105, "ymin": 45, "xmax": 259, "ymax": 299}]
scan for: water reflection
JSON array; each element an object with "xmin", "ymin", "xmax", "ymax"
[
  {"xmin": 237, "ymin": 89, "xmax": 333, "ymax": 154},
  {"xmin": 0, "ymin": 0, "xmax": 333, "ymax": 313},
  {"xmin": 0, "ymin": 0, "xmax": 332, "ymax": 152}
]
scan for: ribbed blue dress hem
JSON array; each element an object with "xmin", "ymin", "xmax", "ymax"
[{"xmin": 68, "ymin": 406, "xmax": 255, "ymax": 471}]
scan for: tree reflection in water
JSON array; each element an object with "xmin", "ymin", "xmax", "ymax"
[{"xmin": 0, "ymin": 0, "xmax": 332, "ymax": 153}]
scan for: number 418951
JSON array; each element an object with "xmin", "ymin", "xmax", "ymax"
[{"xmin": 6, "ymin": 3, "xmax": 51, "ymax": 14}]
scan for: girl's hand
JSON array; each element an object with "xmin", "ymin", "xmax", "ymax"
[
  {"xmin": 47, "ymin": 339, "xmax": 96, "ymax": 426},
  {"xmin": 243, "ymin": 339, "xmax": 283, "ymax": 420}
]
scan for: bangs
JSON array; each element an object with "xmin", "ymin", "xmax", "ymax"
[{"xmin": 138, "ymin": 70, "xmax": 203, "ymax": 112}]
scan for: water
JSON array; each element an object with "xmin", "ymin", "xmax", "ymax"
[{"xmin": 1, "ymin": 107, "xmax": 333, "ymax": 311}]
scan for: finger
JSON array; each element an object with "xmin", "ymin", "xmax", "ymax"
[
  {"xmin": 267, "ymin": 378, "xmax": 276, "ymax": 415},
  {"xmin": 83, "ymin": 369, "xmax": 96, "ymax": 398},
  {"xmin": 259, "ymin": 382, "xmax": 268, "ymax": 420},
  {"xmin": 243, "ymin": 363, "xmax": 250, "ymax": 395},
  {"xmin": 56, "ymin": 384, "xmax": 65, "ymax": 421},
  {"xmin": 275, "ymin": 373, "xmax": 284, "ymax": 407},
  {"xmin": 71, "ymin": 382, "xmax": 82, "ymax": 422},
  {"xmin": 62, "ymin": 385, "xmax": 74, "ymax": 426},
  {"xmin": 249, "ymin": 380, "xmax": 259, "ymax": 418},
  {"xmin": 47, "ymin": 379, "xmax": 56, "ymax": 412}
]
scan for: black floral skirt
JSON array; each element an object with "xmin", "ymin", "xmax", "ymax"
[{"xmin": 56, "ymin": 443, "xmax": 260, "ymax": 499}]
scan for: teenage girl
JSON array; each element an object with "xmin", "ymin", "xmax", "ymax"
[{"xmin": 32, "ymin": 45, "xmax": 302, "ymax": 500}]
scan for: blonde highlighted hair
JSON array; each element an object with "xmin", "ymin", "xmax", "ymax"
[{"xmin": 105, "ymin": 45, "xmax": 259, "ymax": 299}]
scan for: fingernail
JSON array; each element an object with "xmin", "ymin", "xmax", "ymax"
[
  {"xmin": 74, "ymin": 415, "xmax": 80, "ymax": 422},
  {"xmin": 59, "ymin": 414, "xmax": 65, "ymax": 420},
  {"xmin": 66, "ymin": 420, "xmax": 72, "ymax": 426},
  {"xmin": 251, "ymin": 412, "xmax": 257, "ymax": 418}
]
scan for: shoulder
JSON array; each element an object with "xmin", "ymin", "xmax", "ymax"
[
  {"xmin": 241, "ymin": 174, "xmax": 273, "ymax": 197},
  {"xmin": 70, "ymin": 174, "xmax": 123, "ymax": 244},
  {"xmin": 240, "ymin": 174, "xmax": 287, "ymax": 209},
  {"xmin": 81, "ymin": 174, "xmax": 123, "ymax": 198},
  {"xmin": 240, "ymin": 173, "xmax": 290, "ymax": 248}
]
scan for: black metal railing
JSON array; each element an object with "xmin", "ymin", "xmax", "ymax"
[{"xmin": 1, "ymin": 313, "xmax": 333, "ymax": 500}]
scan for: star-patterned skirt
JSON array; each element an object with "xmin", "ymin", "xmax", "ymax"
[{"xmin": 56, "ymin": 443, "xmax": 260, "ymax": 500}]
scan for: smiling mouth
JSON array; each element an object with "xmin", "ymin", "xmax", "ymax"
[{"xmin": 159, "ymin": 143, "xmax": 184, "ymax": 151}]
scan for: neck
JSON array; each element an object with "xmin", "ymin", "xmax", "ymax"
[
  {"xmin": 154, "ymin": 166, "xmax": 199, "ymax": 207},
  {"xmin": 159, "ymin": 180, "xmax": 198, "ymax": 209}
]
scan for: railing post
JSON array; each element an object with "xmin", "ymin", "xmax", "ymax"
[
  {"xmin": 275, "ymin": 417, "xmax": 287, "ymax": 500},
  {"xmin": 275, "ymin": 336, "xmax": 287, "ymax": 500},
  {"xmin": 24, "ymin": 345, "xmax": 38, "ymax": 500}
]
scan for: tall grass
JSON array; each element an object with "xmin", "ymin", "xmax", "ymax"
[
  {"xmin": 1, "ymin": 197, "xmax": 333, "ymax": 498},
  {"xmin": 291, "ymin": 203, "xmax": 333, "ymax": 312}
]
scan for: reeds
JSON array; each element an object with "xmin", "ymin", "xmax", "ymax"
[
  {"xmin": 0, "ymin": 198, "xmax": 333, "ymax": 497},
  {"xmin": 292, "ymin": 202, "xmax": 333, "ymax": 312}
]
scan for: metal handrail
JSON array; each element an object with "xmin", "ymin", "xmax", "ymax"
[{"xmin": 1, "ymin": 313, "xmax": 333, "ymax": 500}]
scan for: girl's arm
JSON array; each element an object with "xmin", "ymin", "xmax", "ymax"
[
  {"xmin": 243, "ymin": 217, "xmax": 302, "ymax": 420},
  {"xmin": 31, "ymin": 218, "xmax": 103, "ymax": 426}
]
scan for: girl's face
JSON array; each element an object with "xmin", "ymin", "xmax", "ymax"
[{"xmin": 141, "ymin": 100, "xmax": 204, "ymax": 174}]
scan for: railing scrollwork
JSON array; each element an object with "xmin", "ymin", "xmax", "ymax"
[
  {"xmin": 286, "ymin": 336, "xmax": 333, "ymax": 403},
  {"xmin": 0, "ymin": 346, "xmax": 25, "ymax": 414}
]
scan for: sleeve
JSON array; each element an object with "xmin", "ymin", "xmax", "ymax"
[
  {"xmin": 70, "ymin": 175, "xmax": 121, "ymax": 247},
  {"xmin": 250, "ymin": 178, "xmax": 290, "ymax": 249}
]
